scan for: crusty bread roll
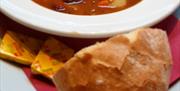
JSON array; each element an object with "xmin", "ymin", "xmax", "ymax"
[{"xmin": 53, "ymin": 28, "xmax": 172, "ymax": 91}]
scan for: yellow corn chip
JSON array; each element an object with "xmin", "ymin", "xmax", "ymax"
[
  {"xmin": 0, "ymin": 31, "xmax": 43, "ymax": 65},
  {"xmin": 31, "ymin": 37, "xmax": 74, "ymax": 79}
]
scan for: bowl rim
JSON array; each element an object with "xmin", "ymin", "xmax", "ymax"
[{"xmin": 0, "ymin": 0, "xmax": 180, "ymax": 38}]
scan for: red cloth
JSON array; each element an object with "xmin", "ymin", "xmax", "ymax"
[
  {"xmin": 154, "ymin": 15, "xmax": 180, "ymax": 84},
  {"xmin": 169, "ymin": 24, "xmax": 180, "ymax": 84},
  {"xmin": 23, "ymin": 68, "xmax": 57, "ymax": 91}
]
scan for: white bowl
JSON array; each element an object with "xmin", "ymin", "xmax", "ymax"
[{"xmin": 0, "ymin": 0, "xmax": 179, "ymax": 38}]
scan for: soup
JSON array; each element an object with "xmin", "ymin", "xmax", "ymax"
[{"xmin": 33, "ymin": 0, "xmax": 141, "ymax": 15}]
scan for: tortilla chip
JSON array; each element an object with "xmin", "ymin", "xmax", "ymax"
[
  {"xmin": 31, "ymin": 37, "xmax": 74, "ymax": 79},
  {"xmin": 0, "ymin": 31, "xmax": 43, "ymax": 65}
]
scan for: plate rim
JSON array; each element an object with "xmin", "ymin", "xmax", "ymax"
[{"xmin": 0, "ymin": 0, "xmax": 180, "ymax": 38}]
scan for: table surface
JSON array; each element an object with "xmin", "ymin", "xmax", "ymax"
[{"xmin": 0, "ymin": 6, "xmax": 180, "ymax": 91}]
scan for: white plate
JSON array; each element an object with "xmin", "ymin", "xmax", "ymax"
[
  {"xmin": 0, "ymin": 60, "xmax": 36, "ymax": 91},
  {"xmin": 0, "ymin": 0, "xmax": 179, "ymax": 38}
]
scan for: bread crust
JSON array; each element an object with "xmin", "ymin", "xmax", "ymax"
[{"xmin": 53, "ymin": 28, "xmax": 172, "ymax": 91}]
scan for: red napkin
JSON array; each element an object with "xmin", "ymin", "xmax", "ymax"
[
  {"xmin": 22, "ymin": 15, "xmax": 180, "ymax": 91},
  {"xmin": 154, "ymin": 15, "xmax": 180, "ymax": 84}
]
